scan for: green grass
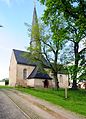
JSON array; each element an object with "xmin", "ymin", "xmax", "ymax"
[
  {"xmin": 15, "ymin": 87, "xmax": 86, "ymax": 116},
  {"xmin": 0, "ymin": 86, "xmax": 86, "ymax": 116},
  {"xmin": 0, "ymin": 85, "xmax": 13, "ymax": 89}
]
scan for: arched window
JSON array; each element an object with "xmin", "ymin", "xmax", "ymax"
[{"xmin": 23, "ymin": 69, "xmax": 27, "ymax": 79}]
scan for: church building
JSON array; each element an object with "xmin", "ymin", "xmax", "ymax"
[
  {"xmin": 9, "ymin": 5, "xmax": 53, "ymax": 87},
  {"xmin": 9, "ymin": 4, "xmax": 68, "ymax": 88}
]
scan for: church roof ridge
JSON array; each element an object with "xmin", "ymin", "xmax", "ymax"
[{"xmin": 13, "ymin": 49, "xmax": 28, "ymax": 53}]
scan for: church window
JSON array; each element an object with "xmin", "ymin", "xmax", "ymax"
[{"xmin": 23, "ymin": 69, "xmax": 27, "ymax": 79}]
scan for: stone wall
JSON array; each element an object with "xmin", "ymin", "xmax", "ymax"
[
  {"xmin": 9, "ymin": 51, "xmax": 68, "ymax": 88},
  {"xmin": 27, "ymin": 78, "xmax": 52, "ymax": 88},
  {"xmin": 16, "ymin": 64, "xmax": 35, "ymax": 87},
  {"xmin": 58, "ymin": 74, "xmax": 68, "ymax": 88},
  {"xmin": 27, "ymin": 79, "xmax": 35, "ymax": 87},
  {"xmin": 9, "ymin": 52, "xmax": 17, "ymax": 86},
  {"xmin": 34, "ymin": 79, "xmax": 52, "ymax": 88},
  {"xmin": 51, "ymin": 74, "xmax": 68, "ymax": 88}
]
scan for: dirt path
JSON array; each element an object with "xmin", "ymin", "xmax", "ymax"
[{"xmin": 1, "ymin": 89, "xmax": 86, "ymax": 119}]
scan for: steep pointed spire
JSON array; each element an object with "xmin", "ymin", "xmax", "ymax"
[
  {"xmin": 32, "ymin": 1, "xmax": 38, "ymax": 26},
  {"xmin": 30, "ymin": 0, "xmax": 38, "ymax": 46},
  {"xmin": 34, "ymin": 0, "xmax": 36, "ymax": 9}
]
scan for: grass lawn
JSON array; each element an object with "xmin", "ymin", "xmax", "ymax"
[
  {"xmin": 0, "ymin": 85, "xmax": 13, "ymax": 89},
  {"xmin": 0, "ymin": 86, "xmax": 86, "ymax": 116}
]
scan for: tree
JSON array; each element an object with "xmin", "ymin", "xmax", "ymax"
[
  {"xmin": 60, "ymin": 41, "xmax": 74, "ymax": 65},
  {"xmin": 66, "ymin": 20, "xmax": 86, "ymax": 89},
  {"xmin": 26, "ymin": 18, "xmax": 67, "ymax": 89},
  {"xmin": 38, "ymin": 0, "xmax": 86, "ymax": 23},
  {"xmin": 38, "ymin": 0, "xmax": 86, "ymax": 89},
  {"xmin": 78, "ymin": 48, "xmax": 86, "ymax": 81}
]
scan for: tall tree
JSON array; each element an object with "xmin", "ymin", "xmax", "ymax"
[
  {"xmin": 38, "ymin": 0, "xmax": 86, "ymax": 89},
  {"xmin": 66, "ymin": 20, "xmax": 86, "ymax": 89},
  {"xmin": 26, "ymin": 18, "xmax": 67, "ymax": 88}
]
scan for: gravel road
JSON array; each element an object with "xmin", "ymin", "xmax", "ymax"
[
  {"xmin": 0, "ymin": 89, "xmax": 86, "ymax": 119},
  {"xmin": 0, "ymin": 90, "xmax": 30, "ymax": 119}
]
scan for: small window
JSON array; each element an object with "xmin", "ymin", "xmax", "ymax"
[{"xmin": 23, "ymin": 69, "xmax": 27, "ymax": 79}]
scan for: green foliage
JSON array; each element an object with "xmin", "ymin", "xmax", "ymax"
[
  {"xmin": 78, "ymin": 49, "xmax": 86, "ymax": 80},
  {"xmin": 38, "ymin": 0, "xmax": 86, "ymax": 22}
]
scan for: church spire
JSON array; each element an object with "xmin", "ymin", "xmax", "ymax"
[
  {"xmin": 34, "ymin": 0, "xmax": 36, "ymax": 8},
  {"xmin": 30, "ymin": 0, "xmax": 38, "ymax": 46},
  {"xmin": 32, "ymin": 0, "xmax": 38, "ymax": 25}
]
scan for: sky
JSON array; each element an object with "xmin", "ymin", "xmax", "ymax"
[{"xmin": 0, "ymin": 0, "xmax": 44, "ymax": 80}]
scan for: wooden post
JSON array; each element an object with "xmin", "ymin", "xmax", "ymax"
[{"xmin": 65, "ymin": 88, "xmax": 67, "ymax": 99}]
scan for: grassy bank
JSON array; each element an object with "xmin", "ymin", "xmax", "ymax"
[
  {"xmin": 15, "ymin": 87, "xmax": 86, "ymax": 116},
  {"xmin": 0, "ymin": 85, "xmax": 13, "ymax": 89}
]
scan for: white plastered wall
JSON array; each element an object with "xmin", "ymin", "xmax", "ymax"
[
  {"xmin": 9, "ymin": 52, "xmax": 17, "ymax": 86},
  {"xmin": 16, "ymin": 64, "xmax": 35, "ymax": 86}
]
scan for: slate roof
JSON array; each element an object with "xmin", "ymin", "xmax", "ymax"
[
  {"xmin": 27, "ymin": 67, "xmax": 52, "ymax": 80},
  {"xmin": 13, "ymin": 49, "xmax": 37, "ymax": 66},
  {"xmin": 13, "ymin": 49, "xmax": 50, "ymax": 67},
  {"xmin": 13, "ymin": 49, "xmax": 52, "ymax": 79}
]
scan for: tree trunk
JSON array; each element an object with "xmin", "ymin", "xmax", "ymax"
[
  {"xmin": 72, "ymin": 42, "xmax": 79, "ymax": 89},
  {"xmin": 72, "ymin": 80, "xmax": 77, "ymax": 89},
  {"xmin": 54, "ymin": 72, "xmax": 59, "ymax": 89}
]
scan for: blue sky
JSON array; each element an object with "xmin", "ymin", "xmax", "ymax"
[{"xmin": 0, "ymin": 0, "xmax": 44, "ymax": 80}]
